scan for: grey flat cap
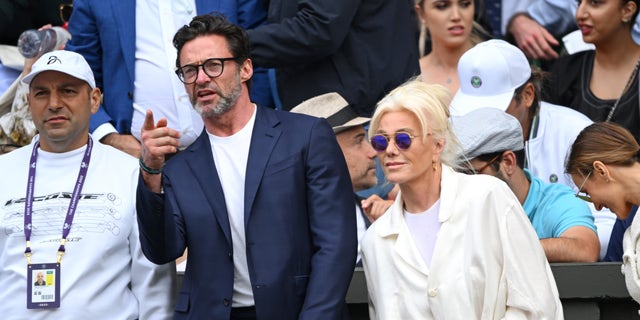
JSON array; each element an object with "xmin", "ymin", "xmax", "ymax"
[{"xmin": 451, "ymin": 107, "xmax": 524, "ymax": 160}]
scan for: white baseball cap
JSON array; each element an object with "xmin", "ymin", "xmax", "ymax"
[
  {"xmin": 22, "ymin": 50, "xmax": 96, "ymax": 88},
  {"xmin": 449, "ymin": 39, "xmax": 531, "ymax": 117}
]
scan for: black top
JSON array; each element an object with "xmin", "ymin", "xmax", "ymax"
[{"xmin": 544, "ymin": 50, "xmax": 640, "ymax": 142}]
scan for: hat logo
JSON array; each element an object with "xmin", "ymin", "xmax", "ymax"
[
  {"xmin": 47, "ymin": 56, "xmax": 62, "ymax": 65},
  {"xmin": 470, "ymin": 76, "xmax": 482, "ymax": 88}
]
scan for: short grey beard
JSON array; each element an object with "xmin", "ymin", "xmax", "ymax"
[{"xmin": 194, "ymin": 74, "xmax": 243, "ymax": 118}]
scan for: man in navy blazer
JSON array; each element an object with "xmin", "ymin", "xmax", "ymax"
[
  {"xmin": 136, "ymin": 14, "xmax": 357, "ymax": 319},
  {"xmin": 65, "ymin": 0, "xmax": 269, "ymax": 157}
]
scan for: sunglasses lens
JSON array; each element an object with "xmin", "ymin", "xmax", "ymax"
[
  {"xmin": 395, "ymin": 133, "xmax": 412, "ymax": 150},
  {"xmin": 370, "ymin": 135, "xmax": 388, "ymax": 152}
]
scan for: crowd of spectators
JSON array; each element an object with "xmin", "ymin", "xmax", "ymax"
[{"xmin": 2, "ymin": 0, "xmax": 640, "ymax": 318}]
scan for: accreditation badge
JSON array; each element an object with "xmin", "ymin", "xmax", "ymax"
[{"xmin": 27, "ymin": 263, "xmax": 60, "ymax": 309}]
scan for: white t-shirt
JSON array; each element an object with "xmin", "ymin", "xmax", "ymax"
[
  {"xmin": 131, "ymin": 0, "xmax": 203, "ymax": 148},
  {"xmin": 404, "ymin": 200, "xmax": 442, "ymax": 268},
  {"xmin": 208, "ymin": 106, "xmax": 257, "ymax": 307},
  {"xmin": 0, "ymin": 136, "xmax": 175, "ymax": 319}
]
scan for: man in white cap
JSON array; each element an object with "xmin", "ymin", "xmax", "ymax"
[
  {"xmin": 453, "ymin": 107, "xmax": 599, "ymax": 262},
  {"xmin": 0, "ymin": 50, "xmax": 175, "ymax": 319},
  {"xmin": 291, "ymin": 92, "xmax": 392, "ymax": 264},
  {"xmin": 450, "ymin": 39, "xmax": 615, "ymax": 260}
]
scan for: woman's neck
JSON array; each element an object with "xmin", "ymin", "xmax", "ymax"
[
  {"xmin": 594, "ymin": 31, "xmax": 640, "ymax": 68},
  {"xmin": 399, "ymin": 168, "xmax": 442, "ymax": 213}
]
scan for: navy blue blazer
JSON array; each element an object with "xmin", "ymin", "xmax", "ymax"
[
  {"xmin": 65, "ymin": 0, "xmax": 267, "ymax": 133},
  {"xmin": 137, "ymin": 107, "xmax": 357, "ymax": 319}
]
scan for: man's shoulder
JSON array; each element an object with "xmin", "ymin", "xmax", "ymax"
[{"xmin": 540, "ymin": 101, "xmax": 592, "ymax": 125}]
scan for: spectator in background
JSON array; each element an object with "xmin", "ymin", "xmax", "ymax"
[
  {"xmin": 450, "ymin": 39, "xmax": 616, "ymax": 260},
  {"xmin": 246, "ymin": 0, "xmax": 420, "ymax": 117},
  {"xmin": 136, "ymin": 14, "xmax": 356, "ymax": 319},
  {"xmin": 0, "ymin": 49, "xmax": 175, "ymax": 320},
  {"xmin": 453, "ymin": 108, "xmax": 599, "ymax": 262},
  {"xmin": 545, "ymin": 0, "xmax": 640, "ymax": 143},
  {"xmin": 361, "ymin": 80, "xmax": 562, "ymax": 319},
  {"xmin": 566, "ymin": 122, "xmax": 640, "ymax": 305},
  {"xmin": 65, "ymin": 0, "xmax": 269, "ymax": 157},
  {"xmin": 291, "ymin": 92, "xmax": 393, "ymax": 265},
  {"xmin": 414, "ymin": 0, "xmax": 489, "ymax": 94},
  {"xmin": 0, "ymin": 25, "xmax": 71, "ymax": 154}
]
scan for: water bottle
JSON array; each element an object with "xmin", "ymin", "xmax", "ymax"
[{"xmin": 17, "ymin": 27, "xmax": 70, "ymax": 59}]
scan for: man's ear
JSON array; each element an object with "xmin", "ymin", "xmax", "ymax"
[
  {"xmin": 240, "ymin": 58, "xmax": 253, "ymax": 83},
  {"xmin": 89, "ymin": 87, "xmax": 102, "ymax": 114},
  {"xmin": 522, "ymin": 82, "xmax": 535, "ymax": 110},
  {"xmin": 500, "ymin": 150, "xmax": 518, "ymax": 176}
]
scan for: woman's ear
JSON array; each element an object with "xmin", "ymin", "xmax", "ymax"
[
  {"xmin": 622, "ymin": 1, "xmax": 638, "ymax": 23},
  {"xmin": 592, "ymin": 160, "xmax": 611, "ymax": 182}
]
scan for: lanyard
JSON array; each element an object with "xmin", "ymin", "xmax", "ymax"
[{"xmin": 24, "ymin": 138, "xmax": 93, "ymax": 264}]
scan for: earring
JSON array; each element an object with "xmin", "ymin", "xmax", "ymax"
[
  {"xmin": 623, "ymin": 18, "xmax": 630, "ymax": 23},
  {"xmin": 432, "ymin": 161, "xmax": 437, "ymax": 171}
]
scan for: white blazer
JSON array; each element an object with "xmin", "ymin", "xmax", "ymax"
[{"xmin": 361, "ymin": 165, "xmax": 563, "ymax": 319}]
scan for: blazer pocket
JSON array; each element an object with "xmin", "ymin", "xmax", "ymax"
[
  {"xmin": 175, "ymin": 292, "xmax": 190, "ymax": 313},
  {"xmin": 264, "ymin": 155, "xmax": 300, "ymax": 176}
]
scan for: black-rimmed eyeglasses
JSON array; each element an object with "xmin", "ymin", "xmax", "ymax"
[
  {"xmin": 575, "ymin": 170, "xmax": 593, "ymax": 202},
  {"xmin": 175, "ymin": 57, "xmax": 236, "ymax": 84}
]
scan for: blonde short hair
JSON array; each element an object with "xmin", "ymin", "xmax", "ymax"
[{"xmin": 368, "ymin": 79, "xmax": 461, "ymax": 167}]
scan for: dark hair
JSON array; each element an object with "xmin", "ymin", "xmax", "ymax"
[
  {"xmin": 476, "ymin": 148, "xmax": 525, "ymax": 170},
  {"xmin": 566, "ymin": 122, "xmax": 640, "ymax": 176},
  {"xmin": 173, "ymin": 14, "xmax": 251, "ymax": 88},
  {"xmin": 513, "ymin": 67, "xmax": 547, "ymax": 116}
]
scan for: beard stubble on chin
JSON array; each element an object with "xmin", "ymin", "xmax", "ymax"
[{"xmin": 193, "ymin": 73, "xmax": 243, "ymax": 118}]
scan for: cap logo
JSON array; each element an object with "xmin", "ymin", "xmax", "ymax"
[
  {"xmin": 470, "ymin": 76, "xmax": 482, "ymax": 88},
  {"xmin": 47, "ymin": 56, "xmax": 62, "ymax": 65}
]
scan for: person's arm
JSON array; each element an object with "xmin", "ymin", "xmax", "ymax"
[
  {"xmin": 135, "ymin": 110, "xmax": 184, "ymax": 264},
  {"xmin": 64, "ymin": 0, "xmax": 115, "ymax": 132},
  {"xmin": 493, "ymin": 185, "xmax": 562, "ymax": 318},
  {"xmin": 541, "ymin": 226, "xmax": 600, "ymax": 262},
  {"xmin": 300, "ymin": 119, "xmax": 357, "ymax": 318},
  {"xmin": 507, "ymin": 13, "xmax": 559, "ymax": 60},
  {"xmin": 527, "ymin": 0, "xmax": 578, "ymax": 37},
  {"xmin": 246, "ymin": 0, "xmax": 359, "ymax": 67},
  {"xmin": 507, "ymin": 0, "xmax": 578, "ymax": 60},
  {"xmin": 130, "ymin": 200, "xmax": 177, "ymax": 320}
]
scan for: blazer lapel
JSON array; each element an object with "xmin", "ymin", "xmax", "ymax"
[
  {"xmin": 185, "ymin": 132, "xmax": 232, "ymax": 247},
  {"xmin": 377, "ymin": 196, "xmax": 429, "ymax": 277},
  {"xmin": 110, "ymin": 1, "xmax": 135, "ymax": 83},
  {"xmin": 356, "ymin": 195, "xmax": 371, "ymax": 228},
  {"xmin": 244, "ymin": 107, "xmax": 281, "ymax": 226}
]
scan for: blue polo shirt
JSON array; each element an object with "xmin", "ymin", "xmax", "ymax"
[{"xmin": 522, "ymin": 169, "xmax": 596, "ymax": 238}]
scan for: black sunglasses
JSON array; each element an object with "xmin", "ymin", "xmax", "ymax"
[{"xmin": 370, "ymin": 132, "xmax": 416, "ymax": 152}]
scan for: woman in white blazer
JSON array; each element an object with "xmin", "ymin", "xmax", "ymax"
[{"xmin": 361, "ymin": 80, "xmax": 563, "ymax": 319}]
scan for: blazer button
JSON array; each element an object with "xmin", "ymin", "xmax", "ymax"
[
  {"xmin": 428, "ymin": 288, "xmax": 438, "ymax": 297},
  {"xmin": 228, "ymin": 252, "xmax": 232, "ymax": 259},
  {"xmin": 223, "ymin": 298, "xmax": 230, "ymax": 306}
]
